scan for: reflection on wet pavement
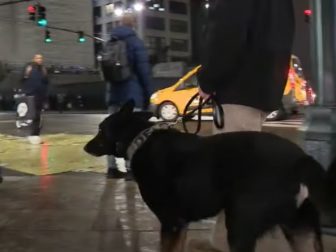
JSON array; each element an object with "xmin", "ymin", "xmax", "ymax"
[
  {"xmin": 0, "ymin": 134, "xmax": 106, "ymax": 175},
  {"xmin": 0, "ymin": 174, "xmax": 212, "ymax": 252},
  {"xmin": 1, "ymin": 174, "xmax": 336, "ymax": 252}
]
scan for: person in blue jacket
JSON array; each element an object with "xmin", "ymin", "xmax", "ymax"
[
  {"xmin": 22, "ymin": 54, "xmax": 49, "ymax": 145},
  {"xmin": 105, "ymin": 13, "xmax": 151, "ymax": 179}
]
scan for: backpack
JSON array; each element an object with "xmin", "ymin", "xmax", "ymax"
[{"xmin": 100, "ymin": 37, "xmax": 133, "ymax": 83}]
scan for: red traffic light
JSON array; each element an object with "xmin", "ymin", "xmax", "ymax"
[
  {"xmin": 304, "ymin": 9, "xmax": 312, "ymax": 16},
  {"xmin": 304, "ymin": 9, "xmax": 312, "ymax": 23},
  {"xmin": 27, "ymin": 5, "xmax": 36, "ymax": 13}
]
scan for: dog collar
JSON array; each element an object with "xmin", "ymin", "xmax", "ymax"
[{"xmin": 126, "ymin": 122, "xmax": 174, "ymax": 162}]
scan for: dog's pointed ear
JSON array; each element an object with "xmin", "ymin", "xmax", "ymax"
[
  {"xmin": 119, "ymin": 100, "xmax": 135, "ymax": 115},
  {"xmin": 134, "ymin": 111, "xmax": 153, "ymax": 121}
]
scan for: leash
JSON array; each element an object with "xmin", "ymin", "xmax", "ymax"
[
  {"xmin": 126, "ymin": 94, "xmax": 224, "ymax": 160},
  {"xmin": 182, "ymin": 93, "xmax": 224, "ymax": 134}
]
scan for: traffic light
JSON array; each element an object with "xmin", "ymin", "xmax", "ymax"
[
  {"xmin": 27, "ymin": 5, "xmax": 36, "ymax": 21},
  {"xmin": 77, "ymin": 31, "xmax": 86, "ymax": 43},
  {"xmin": 304, "ymin": 9, "xmax": 312, "ymax": 23},
  {"xmin": 37, "ymin": 5, "xmax": 48, "ymax": 27},
  {"xmin": 44, "ymin": 30, "xmax": 52, "ymax": 43}
]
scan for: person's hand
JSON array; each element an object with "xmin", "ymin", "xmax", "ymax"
[{"xmin": 198, "ymin": 86, "xmax": 211, "ymax": 100}]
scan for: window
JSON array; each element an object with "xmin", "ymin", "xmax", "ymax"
[
  {"xmin": 106, "ymin": 22, "xmax": 113, "ymax": 33},
  {"xmin": 169, "ymin": 1, "xmax": 187, "ymax": 14},
  {"xmin": 93, "ymin": 6, "xmax": 101, "ymax": 17},
  {"xmin": 170, "ymin": 39, "xmax": 188, "ymax": 52},
  {"xmin": 106, "ymin": 21, "xmax": 121, "ymax": 34},
  {"xmin": 170, "ymin": 19, "xmax": 188, "ymax": 33},
  {"xmin": 177, "ymin": 75, "xmax": 198, "ymax": 90},
  {"xmin": 94, "ymin": 25, "xmax": 102, "ymax": 34},
  {"xmin": 146, "ymin": 0, "xmax": 166, "ymax": 12},
  {"xmin": 146, "ymin": 36, "xmax": 166, "ymax": 49},
  {"xmin": 146, "ymin": 16, "xmax": 165, "ymax": 30},
  {"xmin": 105, "ymin": 3, "xmax": 114, "ymax": 15}
]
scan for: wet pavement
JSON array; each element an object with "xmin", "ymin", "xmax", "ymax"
[
  {"xmin": 1, "ymin": 113, "xmax": 336, "ymax": 251},
  {"xmin": 0, "ymin": 133, "xmax": 106, "ymax": 175},
  {"xmin": 0, "ymin": 112, "xmax": 301, "ymax": 176},
  {"xmin": 2, "ymin": 173, "xmax": 336, "ymax": 252}
]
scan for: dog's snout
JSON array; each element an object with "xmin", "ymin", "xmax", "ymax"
[
  {"xmin": 84, "ymin": 138, "xmax": 99, "ymax": 154},
  {"xmin": 84, "ymin": 136, "xmax": 109, "ymax": 157},
  {"xmin": 83, "ymin": 143, "xmax": 90, "ymax": 153},
  {"xmin": 84, "ymin": 141, "xmax": 94, "ymax": 154}
]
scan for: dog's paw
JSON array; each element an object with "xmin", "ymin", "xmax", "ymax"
[{"xmin": 296, "ymin": 183, "xmax": 309, "ymax": 207}]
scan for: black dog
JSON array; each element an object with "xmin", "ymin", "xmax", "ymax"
[{"xmin": 85, "ymin": 100, "xmax": 336, "ymax": 252}]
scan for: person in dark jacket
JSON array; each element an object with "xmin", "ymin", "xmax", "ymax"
[
  {"xmin": 198, "ymin": 0, "xmax": 295, "ymax": 132},
  {"xmin": 197, "ymin": 0, "xmax": 295, "ymax": 250},
  {"xmin": 105, "ymin": 13, "xmax": 151, "ymax": 179},
  {"xmin": 22, "ymin": 54, "xmax": 49, "ymax": 144}
]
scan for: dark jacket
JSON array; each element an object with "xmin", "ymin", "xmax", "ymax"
[
  {"xmin": 22, "ymin": 62, "xmax": 49, "ymax": 97},
  {"xmin": 106, "ymin": 26, "xmax": 151, "ymax": 109},
  {"xmin": 198, "ymin": 0, "xmax": 295, "ymax": 112}
]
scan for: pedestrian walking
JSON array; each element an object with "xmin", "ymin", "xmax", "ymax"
[{"xmin": 102, "ymin": 13, "xmax": 151, "ymax": 179}]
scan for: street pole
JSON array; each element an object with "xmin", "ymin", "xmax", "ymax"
[
  {"xmin": 46, "ymin": 25, "xmax": 105, "ymax": 42},
  {"xmin": 137, "ymin": 10, "xmax": 144, "ymax": 40},
  {"xmin": 299, "ymin": 0, "xmax": 336, "ymax": 227},
  {"xmin": 134, "ymin": 0, "xmax": 145, "ymax": 40}
]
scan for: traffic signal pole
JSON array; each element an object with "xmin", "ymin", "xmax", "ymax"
[
  {"xmin": 46, "ymin": 25, "xmax": 105, "ymax": 42},
  {"xmin": 0, "ymin": 0, "xmax": 32, "ymax": 7}
]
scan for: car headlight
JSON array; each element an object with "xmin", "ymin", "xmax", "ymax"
[{"xmin": 150, "ymin": 93, "xmax": 158, "ymax": 100}]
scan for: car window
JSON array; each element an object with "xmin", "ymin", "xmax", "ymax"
[{"xmin": 176, "ymin": 75, "xmax": 198, "ymax": 90}]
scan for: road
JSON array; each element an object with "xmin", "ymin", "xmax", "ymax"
[{"xmin": 0, "ymin": 112, "xmax": 304, "ymax": 135}]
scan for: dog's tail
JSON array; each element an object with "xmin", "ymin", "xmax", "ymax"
[{"xmin": 297, "ymin": 156, "xmax": 336, "ymax": 212}]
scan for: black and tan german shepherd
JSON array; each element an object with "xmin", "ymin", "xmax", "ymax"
[{"xmin": 85, "ymin": 100, "xmax": 336, "ymax": 252}]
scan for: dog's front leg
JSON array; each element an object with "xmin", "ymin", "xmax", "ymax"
[{"xmin": 161, "ymin": 225, "xmax": 187, "ymax": 252}]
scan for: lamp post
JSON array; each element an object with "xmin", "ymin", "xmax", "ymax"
[
  {"xmin": 133, "ymin": 1, "xmax": 145, "ymax": 40},
  {"xmin": 299, "ymin": 0, "xmax": 336, "ymax": 171}
]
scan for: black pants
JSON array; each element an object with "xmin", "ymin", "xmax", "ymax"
[{"xmin": 31, "ymin": 96, "xmax": 44, "ymax": 136}]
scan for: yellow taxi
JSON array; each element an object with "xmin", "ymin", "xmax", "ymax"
[{"xmin": 150, "ymin": 55, "xmax": 316, "ymax": 121}]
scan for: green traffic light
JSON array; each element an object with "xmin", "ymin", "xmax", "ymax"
[
  {"xmin": 77, "ymin": 31, "xmax": 86, "ymax": 43},
  {"xmin": 37, "ymin": 19, "xmax": 48, "ymax": 27},
  {"xmin": 45, "ymin": 38, "xmax": 52, "ymax": 43}
]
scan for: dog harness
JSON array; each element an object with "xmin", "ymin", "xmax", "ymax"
[{"xmin": 126, "ymin": 122, "xmax": 175, "ymax": 162}]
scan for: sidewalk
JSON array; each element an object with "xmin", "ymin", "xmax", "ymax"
[
  {"xmin": 1, "ymin": 173, "xmax": 336, "ymax": 252},
  {"xmin": 1, "ymin": 114, "xmax": 335, "ymax": 251}
]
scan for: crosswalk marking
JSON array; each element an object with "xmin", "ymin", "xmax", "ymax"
[
  {"xmin": 263, "ymin": 118, "xmax": 303, "ymax": 128},
  {"xmin": 175, "ymin": 115, "xmax": 304, "ymax": 128}
]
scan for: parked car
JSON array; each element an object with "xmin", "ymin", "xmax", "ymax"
[{"xmin": 150, "ymin": 55, "xmax": 316, "ymax": 121}]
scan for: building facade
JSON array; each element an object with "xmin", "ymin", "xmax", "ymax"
[
  {"xmin": 0, "ymin": 0, "xmax": 95, "ymax": 68},
  {"xmin": 93, "ymin": 0, "xmax": 192, "ymax": 64}
]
